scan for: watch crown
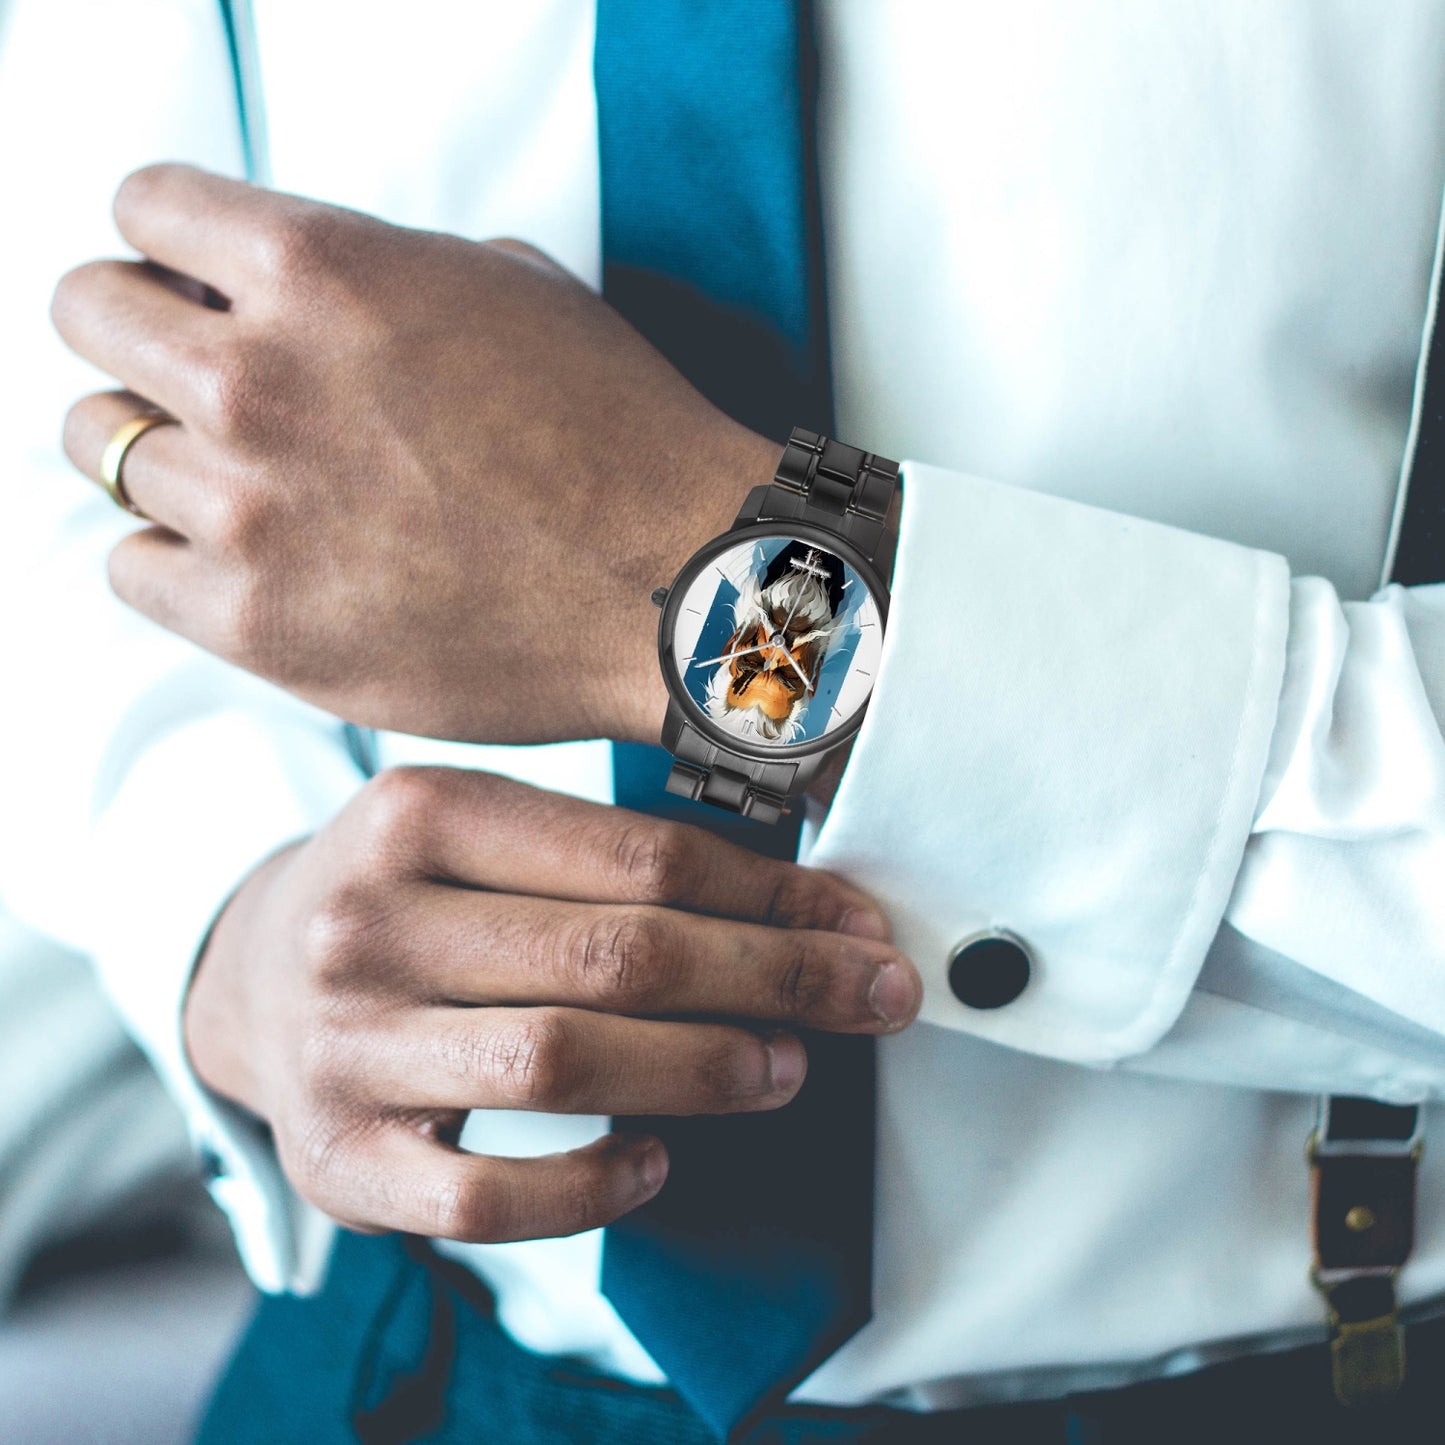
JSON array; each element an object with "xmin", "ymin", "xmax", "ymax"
[{"xmin": 650, "ymin": 585, "xmax": 669, "ymax": 609}]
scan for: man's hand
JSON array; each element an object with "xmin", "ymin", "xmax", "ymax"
[
  {"xmin": 184, "ymin": 767, "xmax": 919, "ymax": 1243},
  {"xmin": 52, "ymin": 163, "xmax": 778, "ymax": 746}
]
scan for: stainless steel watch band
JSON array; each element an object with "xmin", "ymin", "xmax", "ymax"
[
  {"xmin": 661, "ymin": 427, "xmax": 900, "ymax": 823},
  {"xmin": 752, "ymin": 426, "xmax": 900, "ymax": 576}
]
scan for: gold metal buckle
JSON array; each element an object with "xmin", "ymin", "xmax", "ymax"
[{"xmin": 1314, "ymin": 1274, "xmax": 1406, "ymax": 1407}]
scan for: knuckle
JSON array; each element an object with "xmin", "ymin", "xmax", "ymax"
[
  {"xmin": 49, "ymin": 259, "xmax": 116, "ymax": 332},
  {"xmin": 104, "ymin": 535, "xmax": 144, "ymax": 607},
  {"xmin": 294, "ymin": 1021, "xmax": 355, "ymax": 1101},
  {"xmin": 113, "ymin": 162, "xmax": 182, "ymax": 225},
  {"xmin": 299, "ymin": 883, "xmax": 383, "ymax": 984},
  {"xmin": 256, "ymin": 206, "xmax": 339, "ymax": 286},
  {"xmin": 61, "ymin": 397, "xmax": 98, "ymax": 468},
  {"xmin": 48, "ymin": 265, "xmax": 86, "ymax": 330},
  {"xmin": 360, "ymin": 767, "xmax": 446, "ymax": 851},
  {"xmin": 210, "ymin": 482, "xmax": 268, "ymax": 554},
  {"xmin": 484, "ymin": 1011, "xmax": 576, "ymax": 1108},
  {"xmin": 760, "ymin": 865, "xmax": 826, "ymax": 930},
  {"xmin": 284, "ymin": 1109, "xmax": 357, "ymax": 1200},
  {"xmin": 200, "ymin": 346, "xmax": 267, "ymax": 438},
  {"xmin": 774, "ymin": 935, "xmax": 833, "ymax": 1018},
  {"xmin": 610, "ymin": 820, "xmax": 692, "ymax": 904},
  {"xmin": 571, "ymin": 908, "xmax": 665, "ymax": 1008}
]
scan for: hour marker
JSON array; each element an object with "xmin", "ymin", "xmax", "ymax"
[
  {"xmin": 856, "ymin": 670, "xmax": 871, "ymax": 678},
  {"xmin": 684, "ymin": 607, "xmax": 701, "ymax": 615}
]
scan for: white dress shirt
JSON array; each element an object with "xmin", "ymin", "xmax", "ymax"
[
  {"xmin": 3, "ymin": 0, "xmax": 1445, "ymax": 1412},
  {"xmin": 0, "ymin": 899, "xmax": 195, "ymax": 1310}
]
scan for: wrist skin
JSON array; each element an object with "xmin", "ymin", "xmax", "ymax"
[
  {"xmin": 605, "ymin": 421, "xmax": 781, "ymax": 748},
  {"xmin": 615, "ymin": 425, "xmax": 903, "ymax": 812}
]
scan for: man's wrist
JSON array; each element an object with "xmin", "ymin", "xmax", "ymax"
[
  {"xmin": 606, "ymin": 421, "xmax": 782, "ymax": 747},
  {"xmin": 616, "ymin": 428, "xmax": 903, "ymax": 819}
]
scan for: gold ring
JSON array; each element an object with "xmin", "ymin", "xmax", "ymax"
[{"xmin": 98, "ymin": 412, "xmax": 175, "ymax": 519}]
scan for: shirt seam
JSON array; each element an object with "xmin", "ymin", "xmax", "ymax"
[{"xmin": 1095, "ymin": 548, "xmax": 1291, "ymax": 1057}]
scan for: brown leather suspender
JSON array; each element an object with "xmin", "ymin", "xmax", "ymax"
[{"xmin": 1309, "ymin": 1096, "xmax": 1423, "ymax": 1403}]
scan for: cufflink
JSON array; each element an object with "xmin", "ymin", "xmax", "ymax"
[{"xmin": 947, "ymin": 930, "xmax": 1032, "ymax": 1009}]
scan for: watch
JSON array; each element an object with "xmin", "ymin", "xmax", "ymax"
[{"xmin": 651, "ymin": 426, "xmax": 899, "ymax": 823}]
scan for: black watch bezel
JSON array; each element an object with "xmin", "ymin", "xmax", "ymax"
[{"xmin": 656, "ymin": 518, "xmax": 891, "ymax": 764}]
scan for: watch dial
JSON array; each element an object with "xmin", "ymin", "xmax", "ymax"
[{"xmin": 668, "ymin": 535, "xmax": 884, "ymax": 748}]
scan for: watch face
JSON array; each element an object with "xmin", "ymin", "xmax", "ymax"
[{"xmin": 667, "ymin": 535, "xmax": 884, "ymax": 749}]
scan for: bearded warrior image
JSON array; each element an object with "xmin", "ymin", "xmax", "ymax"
[{"xmin": 701, "ymin": 542, "xmax": 846, "ymax": 743}]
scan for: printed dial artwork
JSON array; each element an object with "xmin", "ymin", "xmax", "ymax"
[{"xmin": 668, "ymin": 536, "xmax": 884, "ymax": 747}]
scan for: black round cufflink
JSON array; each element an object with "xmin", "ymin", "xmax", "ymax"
[{"xmin": 947, "ymin": 930, "xmax": 1032, "ymax": 1009}]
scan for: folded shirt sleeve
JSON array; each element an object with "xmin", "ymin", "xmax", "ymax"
[{"xmin": 806, "ymin": 460, "xmax": 1445, "ymax": 1099}]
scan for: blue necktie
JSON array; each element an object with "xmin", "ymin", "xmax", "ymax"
[{"xmin": 595, "ymin": 3, "xmax": 875, "ymax": 1440}]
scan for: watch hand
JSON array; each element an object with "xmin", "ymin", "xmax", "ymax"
[
  {"xmin": 781, "ymin": 649, "xmax": 812, "ymax": 692},
  {"xmin": 692, "ymin": 642, "xmax": 768, "ymax": 669}
]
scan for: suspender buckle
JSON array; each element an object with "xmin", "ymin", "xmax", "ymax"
[
  {"xmin": 1312, "ymin": 1272, "xmax": 1406, "ymax": 1407},
  {"xmin": 1308, "ymin": 1095, "xmax": 1423, "ymax": 1407}
]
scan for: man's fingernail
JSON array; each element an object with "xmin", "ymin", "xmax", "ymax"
[
  {"xmin": 633, "ymin": 1138, "xmax": 669, "ymax": 1193},
  {"xmin": 868, "ymin": 960, "xmax": 919, "ymax": 1025},
  {"xmin": 767, "ymin": 1033, "xmax": 807, "ymax": 1093},
  {"xmin": 839, "ymin": 906, "xmax": 890, "ymax": 941}
]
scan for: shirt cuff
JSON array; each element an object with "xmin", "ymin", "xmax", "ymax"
[
  {"xmin": 81, "ymin": 708, "xmax": 359, "ymax": 1292},
  {"xmin": 803, "ymin": 461, "xmax": 1292, "ymax": 1063}
]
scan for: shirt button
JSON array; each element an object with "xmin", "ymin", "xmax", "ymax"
[
  {"xmin": 948, "ymin": 931, "xmax": 1032, "ymax": 1009},
  {"xmin": 198, "ymin": 1146, "xmax": 227, "ymax": 1183}
]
